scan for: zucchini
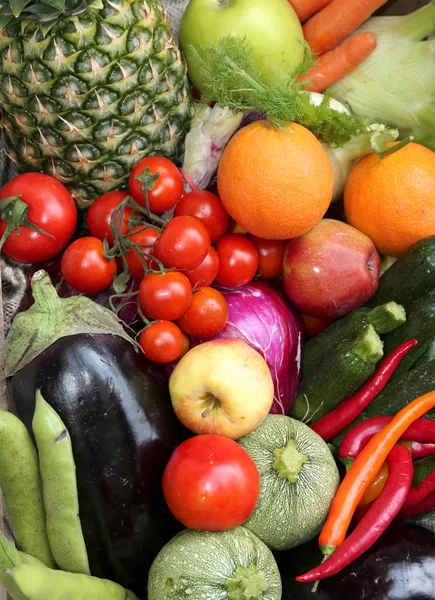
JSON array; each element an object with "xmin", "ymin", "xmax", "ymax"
[
  {"xmin": 414, "ymin": 340, "xmax": 435, "ymax": 369},
  {"xmin": 413, "ymin": 456, "xmax": 435, "ymax": 487},
  {"xmin": 301, "ymin": 302, "xmax": 405, "ymax": 377},
  {"xmin": 367, "ymin": 237, "xmax": 435, "ymax": 310},
  {"xmin": 332, "ymin": 361, "xmax": 435, "ymax": 447},
  {"xmin": 292, "ymin": 325, "xmax": 383, "ymax": 423},
  {"xmin": 382, "ymin": 289, "xmax": 435, "ymax": 378}
]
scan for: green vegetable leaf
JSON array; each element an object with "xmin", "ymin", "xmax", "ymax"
[{"xmin": 189, "ymin": 37, "xmax": 365, "ymax": 146}]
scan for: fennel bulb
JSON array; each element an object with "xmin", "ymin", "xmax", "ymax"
[{"xmin": 332, "ymin": 2, "xmax": 435, "ymax": 141}]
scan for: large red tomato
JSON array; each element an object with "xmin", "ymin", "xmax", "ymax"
[
  {"xmin": 0, "ymin": 173, "xmax": 77, "ymax": 263},
  {"xmin": 162, "ymin": 434, "xmax": 260, "ymax": 531}
]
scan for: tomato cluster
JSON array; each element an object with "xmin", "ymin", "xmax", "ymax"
[{"xmin": 0, "ymin": 157, "xmax": 286, "ymax": 366}]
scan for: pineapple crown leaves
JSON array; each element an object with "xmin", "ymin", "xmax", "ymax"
[{"xmin": 0, "ymin": 0, "xmax": 103, "ymax": 31}]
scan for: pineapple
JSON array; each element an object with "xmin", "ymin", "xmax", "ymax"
[{"xmin": 0, "ymin": 0, "xmax": 193, "ymax": 207}]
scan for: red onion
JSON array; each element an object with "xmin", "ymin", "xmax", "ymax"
[{"xmin": 194, "ymin": 282, "xmax": 303, "ymax": 414}]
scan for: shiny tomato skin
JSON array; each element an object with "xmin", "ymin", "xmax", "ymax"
[
  {"xmin": 86, "ymin": 190, "xmax": 131, "ymax": 245},
  {"xmin": 162, "ymin": 434, "xmax": 260, "ymax": 531},
  {"xmin": 184, "ymin": 246, "xmax": 219, "ymax": 287},
  {"xmin": 174, "ymin": 190, "xmax": 229, "ymax": 243},
  {"xmin": 128, "ymin": 156, "xmax": 184, "ymax": 213},
  {"xmin": 139, "ymin": 271, "xmax": 192, "ymax": 321},
  {"xmin": 154, "ymin": 215, "xmax": 210, "ymax": 271},
  {"xmin": 125, "ymin": 225, "xmax": 160, "ymax": 279},
  {"xmin": 216, "ymin": 234, "xmax": 259, "ymax": 288},
  {"xmin": 61, "ymin": 237, "xmax": 117, "ymax": 294},
  {"xmin": 0, "ymin": 173, "xmax": 77, "ymax": 264},
  {"xmin": 177, "ymin": 287, "xmax": 228, "ymax": 338},
  {"xmin": 250, "ymin": 236, "xmax": 287, "ymax": 280},
  {"xmin": 139, "ymin": 320, "xmax": 184, "ymax": 364}
]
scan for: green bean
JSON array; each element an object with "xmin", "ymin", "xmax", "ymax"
[
  {"xmin": 32, "ymin": 391, "xmax": 90, "ymax": 575},
  {"xmin": 0, "ymin": 411, "xmax": 54, "ymax": 567},
  {"xmin": 0, "ymin": 532, "xmax": 45, "ymax": 600},
  {"xmin": 4, "ymin": 563, "xmax": 141, "ymax": 600}
]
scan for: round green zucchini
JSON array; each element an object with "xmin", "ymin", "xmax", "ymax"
[
  {"xmin": 147, "ymin": 526, "xmax": 282, "ymax": 600},
  {"xmin": 238, "ymin": 415, "xmax": 340, "ymax": 551}
]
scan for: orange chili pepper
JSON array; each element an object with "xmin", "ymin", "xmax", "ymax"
[
  {"xmin": 319, "ymin": 389, "xmax": 435, "ymax": 556},
  {"xmin": 358, "ymin": 461, "xmax": 389, "ymax": 507}
]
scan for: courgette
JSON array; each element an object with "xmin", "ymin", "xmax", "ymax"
[
  {"xmin": 332, "ymin": 361, "xmax": 435, "ymax": 447},
  {"xmin": 301, "ymin": 302, "xmax": 405, "ymax": 377},
  {"xmin": 291, "ymin": 325, "xmax": 383, "ymax": 423},
  {"xmin": 414, "ymin": 340, "xmax": 435, "ymax": 369},
  {"xmin": 382, "ymin": 289, "xmax": 435, "ymax": 377},
  {"xmin": 367, "ymin": 237, "xmax": 435, "ymax": 310},
  {"xmin": 413, "ymin": 456, "xmax": 435, "ymax": 487}
]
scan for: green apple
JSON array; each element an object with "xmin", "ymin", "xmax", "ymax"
[{"xmin": 179, "ymin": 0, "xmax": 305, "ymax": 91}]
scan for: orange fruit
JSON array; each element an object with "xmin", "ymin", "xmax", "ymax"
[
  {"xmin": 217, "ymin": 121, "xmax": 334, "ymax": 240},
  {"xmin": 344, "ymin": 143, "xmax": 435, "ymax": 257}
]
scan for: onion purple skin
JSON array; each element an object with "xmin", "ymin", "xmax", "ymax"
[
  {"xmin": 20, "ymin": 256, "xmax": 140, "ymax": 327},
  {"xmin": 154, "ymin": 281, "xmax": 303, "ymax": 414},
  {"xmin": 197, "ymin": 282, "xmax": 303, "ymax": 414}
]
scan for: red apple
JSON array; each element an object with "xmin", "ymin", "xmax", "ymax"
[{"xmin": 282, "ymin": 219, "xmax": 380, "ymax": 319}]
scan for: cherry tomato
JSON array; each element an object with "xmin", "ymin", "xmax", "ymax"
[
  {"xmin": 125, "ymin": 225, "xmax": 160, "ymax": 279},
  {"xmin": 139, "ymin": 271, "xmax": 192, "ymax": 321},
  {"xmin": 301, "ymin": 313, "xmax": 335, "ymax": 338},
  {"xmin": 178, "ymin": 287, "xmax": 228, "ymax": 338},
  {"xmin": 61, "ymin": 237, "xmax": 117, "ymax": 294},
  {"xmin": 184, "ymin": 246, "xmax": 219, "ymax": 287},
  {"xmin": 163, "ymin": 434, "xmax": 260, "ymax": 531},
  {"xmin": 250, "ymin": 236, "xmax": 286, "ymax": 280},
  {"xmin": 139, "ymin": 320, "xmax": 185, "ymax": 364},
  {"xmin": 86, "ymin": 190, "xmax": 131, "ymax": 245},
  {"xmin": 154, "ymin": 216, "xmax": 210, "ymax": 270},
  {"xmin": 129, "ymin": 156, "xmax": 184, "ymax": 213},
  {"xmin": 215, "ymin": 234, "xmax": 259, "ymax": 288},
  {"xmin": 174, "ymin": 190, "xmax": 229, "ymax": 243},
  {"xmin": 0, "ymin": 173, "xmax": 77, "ymax": 264}
]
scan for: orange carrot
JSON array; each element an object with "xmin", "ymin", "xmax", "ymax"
[
  {"xmin": 298, "ymin": 32, "xmax": 377, "ymax": 92},
  {"xmin": 319, "ymin": 389, "xmax": 435, "ymax": 555},
  {"xmin": 287, "ymin": 0, "xmax": 333, "ymax": 23},
  {"xmin": 303, "ymin": 0, "xmax": 388, "ymax": 55}
]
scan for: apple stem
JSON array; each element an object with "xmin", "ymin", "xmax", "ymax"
[{"xmin": 201, "ymin": 395, "xmax": 218, "ymax": 419}]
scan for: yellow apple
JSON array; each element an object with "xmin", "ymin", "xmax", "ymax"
[{"xmin": 169, "ymin": 339, "xmax": 274, "ymax": 439}]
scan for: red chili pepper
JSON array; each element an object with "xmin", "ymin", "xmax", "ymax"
[
  {"xmin": 400, "ymin": 490, "xmax": 435, "ymax": 519},
  {"xmin": 411, "ymin": 442, "xmax": 435, "ymax": 460},
  {"xmin": 338, "ymin": 416, "xmax": 435, "ymax": 463},
  {"xmin": 399, "ymin": 471, "xmax": 435, "ymax": 518},
  {"xmin": 296, "ymin": 445, "xmax": 414, "ymax": 583},
  {"xmin": 311, "ymin": 339, "xmax": 418, "ymax": 441}
]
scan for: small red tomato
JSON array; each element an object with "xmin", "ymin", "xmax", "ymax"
[
  {"xmin": 139, "ymin": 271, "xmax": 192, "ymax": 321},
  {"xmin": 0, "ymin": 173, "xmax": 77, "ymax": 264},
  {"xmin": 154, "ymin": 216, "xmax": 210, "ymax": 270},
  {"xmin": 139, "ymin": 321, "xmax": 185, "ymax": 364},
  {"xmin": 184, "ymin": 246, "xmax": 219, "ymax": 287},
  {"xmin": 174, "ymin": 190, "xmax": 229, "ymax": 243},
  {"xmin": 163, "ymin": 434, "xmax": 260, "ymax": 531},
  {"xmin": 250, "ymin": 236, "xmax": 286, "ymax": 280},
  {"xmin": 129, "ymin": 156, "xmax": 184, "ymax": 213},
  {"xmin": 125, "ymin": 225, "xmax": 160, "ymax": 279},
  {"xmin": 178, "ymin": 287, "xmax": 228, "ymax": 338},
  {"xmin": 86, "ymin": 190, "xmax": 131, "ymax": 245},
  {"xmin": 301, "ymin": 314, "xmax": 335, "ymax": 338},
  {"xmin": 61, "ymin": 237, "xmax": 117, "ymax": 294},
  {"xmin": 216, "ymin": 234, "xmax": 259, "ymax": 288}
]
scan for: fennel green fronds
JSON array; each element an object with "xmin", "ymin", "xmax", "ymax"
[
  {"xmin": 188, "ymin": 37, "xmax": 365, "ymax": 146},
  {"xmin": 333, "ymin": 2, "xmax": 435, "ymax": 143}
]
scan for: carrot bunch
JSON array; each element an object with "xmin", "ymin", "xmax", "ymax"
[{"xmin": 288, "ymin": 0, "xmax": 388, "ymax": 93}]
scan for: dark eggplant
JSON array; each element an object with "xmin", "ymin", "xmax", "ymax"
[
  {"xmin": 5, "ymin": 271, "xmax": 187, "ymax": 597},
  {"xmin": 277, "ymin": 522, "xmax": 435, "ymax": 600}
]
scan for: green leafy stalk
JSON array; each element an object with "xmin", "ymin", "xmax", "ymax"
[{"xmin": 189, "ymin": 37, "xmax": 365, "ymax": 146}]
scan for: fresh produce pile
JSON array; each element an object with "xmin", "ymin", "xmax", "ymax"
[{"xmin": 1, "ymin": 0, "xmax": 435, "ymax": 598}]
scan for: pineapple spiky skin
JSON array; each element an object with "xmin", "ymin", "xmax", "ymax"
[{"xmin": 0, "ymin": 0, "xmax": 192, "ymax": 207}]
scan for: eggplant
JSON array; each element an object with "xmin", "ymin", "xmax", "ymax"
[
  {"xmin": 277, "ymin": 522, "xmax": 435, "ymax": 599},
  {"xmin": 5, "ymin": 271, "xmax": 187, "ymax": 597}
]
